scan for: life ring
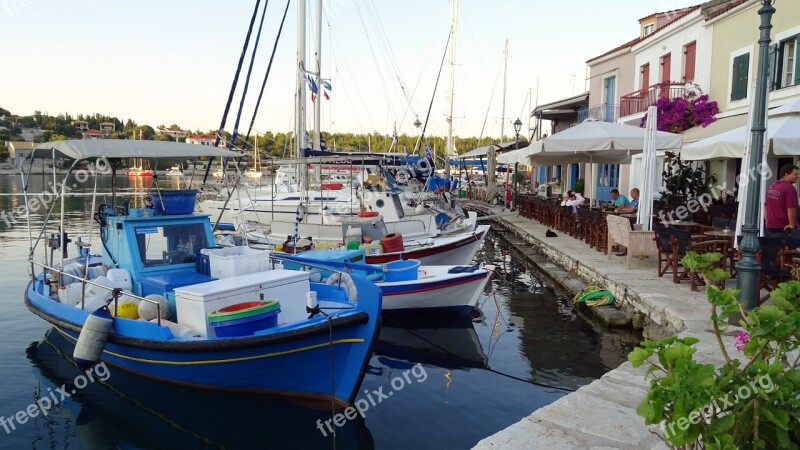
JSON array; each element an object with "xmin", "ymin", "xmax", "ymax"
[
  {"xmin": 359, "ymin": 211, "xmax": 379, "ymax": 218},
  {"xmin": 325, "ymin": 272, "xmax": 358, "ymax": 302}
]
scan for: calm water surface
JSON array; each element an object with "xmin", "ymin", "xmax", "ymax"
[{"xmin": 0, "ymin": 174, "xmax": 639, "ymax": 449}]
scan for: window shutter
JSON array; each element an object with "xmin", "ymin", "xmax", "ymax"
[
  {"xmin": 795, "ymin": 35, "xmax": 800, "ymax": 86},
  {"xmin": 767, "ymin": 43, "xmax": 777, "ymax": 90},
  {"xmin": 741, "ymin": 53, "xmax": 750, "ymax": 99}
]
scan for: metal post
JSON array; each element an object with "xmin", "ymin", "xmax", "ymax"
[
  {"xmin": 736, "ymin": 0, "xmax": 775, "ymax": 312},
  {"xmin": 513, "ymin": 118, "xmax": 522, "ymax": 210}
]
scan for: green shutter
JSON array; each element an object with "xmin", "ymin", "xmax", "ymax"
[
  {"xmin": 732, "ymin": 54, "xmax": 749, "ymax": 101},
  {"xmin": 795, "ymin": 35, "xmax": 800, "ymax": 86},
  {"xmin": 767, "ymin": 43, "xmax": 777, "ymax": 90}
]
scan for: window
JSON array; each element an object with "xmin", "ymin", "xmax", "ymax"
[
  {"xmin": 135, "ymin": 223, "xmax": 208, "ymax": 268},
  {"xmin": 731, "ymin": 53, "xmax": 750, "ymax": 101},
  {"xmin": 773, "ymin": 36, "xmax": 799, "ymax": 89},
  {"xmin": 643, "ymin": 24, "xmax": 654, "ymax": 37}
]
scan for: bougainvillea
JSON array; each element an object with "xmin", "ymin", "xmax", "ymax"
[{"xmin": 640, "ymin": 92, "xmax": 719, "ymax": 133}]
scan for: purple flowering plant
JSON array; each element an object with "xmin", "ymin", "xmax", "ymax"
[{"xmin": 640, "ymin": 92, "xmax": 720, "ymax": 133}]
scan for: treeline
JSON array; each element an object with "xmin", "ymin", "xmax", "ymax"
[{"xmin": 0, "ymin": 108, "xmax": 508, "ymax": 161}]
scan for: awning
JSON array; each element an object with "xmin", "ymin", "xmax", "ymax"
[
  {"xmin": 680, "ymin": 113, "xmax": 748, "ymax": 144},
  {"xmin": 33, "ymin": 139, "xmax": 242, "ymax": 160},
  {"xmin": 456, "ymin": 145, "xmax": 497, "ymax": 159}
]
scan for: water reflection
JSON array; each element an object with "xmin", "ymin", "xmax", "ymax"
[{"xmin": 26, "ymin": 328, "xmax": 374, "ymax": 450}]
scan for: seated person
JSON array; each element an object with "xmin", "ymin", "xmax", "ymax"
[
  {"xmin": 610, "ymin": 189, "xmax": 629, "ymax": 210},
  {"xmin": 618, "ymin": 188, "xmax": 639, "ymax": 212},
  {"xmin": 561, "ymin": 191, "xmax": 585, "ymax": 213},
  {"xmin": 717, "ymin": 189, "xmax": 735, "ymax": 206}
]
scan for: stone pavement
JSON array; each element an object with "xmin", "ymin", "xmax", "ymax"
[{"xmin": 470, "ymin": 204, "xmax": 741, "ymax": 450}]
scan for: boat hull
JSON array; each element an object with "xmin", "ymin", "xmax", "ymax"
[
  {"xmin": 365, "ymin": 225, "xmax": 490, "ymax": 266},
  {"xmin": 378, "ymin": 270, "xmax": 489, "ymax": 314},
  {"xmin": 25, "ymin": 275, "xmax": 381, "ymax": 407}
]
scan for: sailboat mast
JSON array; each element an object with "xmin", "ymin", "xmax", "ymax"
[
  {"xmin": 295, "ymin": 0, "xmax": 307, "ymax": 159},
  {"xmin": 313, "ymin": 0, "xmax": 323, "ymax": 151},
  {"xmin": 445, "ymin": 0, "xmax": 458, "ymax": 177},
  {"xmin": 501, "ymin": 39, "xmax": 508, "ymax": 142}
]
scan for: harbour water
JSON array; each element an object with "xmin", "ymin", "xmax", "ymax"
[{"xmin": 0, "ymin": 175, "xmax": 640, "ymax": 449}]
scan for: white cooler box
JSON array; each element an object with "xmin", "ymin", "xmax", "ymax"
[
  {"xmin": 202, "ymin": 246, "xmax": 270, "ymax": 279},
  {"xmin": 173, "ymin": 270, "xmax": 310, "ymax": 337}
]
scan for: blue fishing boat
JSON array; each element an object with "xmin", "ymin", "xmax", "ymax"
[{"xmin": 23, "ymin": 140, "xmax": 382, "ymax": 407}]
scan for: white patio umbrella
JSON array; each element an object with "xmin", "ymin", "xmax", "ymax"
[
  {"xmin": 681, "ymin": 99, "xmax": 800, "ymax": 161},
  {"xmin": 497, "ymin": 143, "xmax": 536, "ymax": 165},
  {"xmin": 637, "ymin": 106, "xmax": 658, "ymax": 231},
  {"xmin": 527, "ymin": 118, "xmax": 683, "ymax": 204}
]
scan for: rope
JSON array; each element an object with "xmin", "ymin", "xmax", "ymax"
[
  {"xmin": 414, "ymin": 26, "xmax": 452, "ymax": 154},
  {"xmin": 202, "ymin": 0, "xmax": 262, "ymax": 185},
  {"xmin": 243, "ymin": 0, "xmax": 291, "ymax": 143},
  {"xmin": 228, "ymin": 0, "xmax": 270, "ymax": 151},
  {"xmin": 572, "ymin": 285, "xmax": 615, "ymax": 307}
]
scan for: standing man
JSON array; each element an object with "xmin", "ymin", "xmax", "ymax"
[{"xmin": 765, "ymin": 164, "xmax": 800, "ymax": 237}]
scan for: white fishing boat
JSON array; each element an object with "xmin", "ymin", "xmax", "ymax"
[{"xmin": 278, "ymin": 250, "xmax": 493, "ymax": 314}]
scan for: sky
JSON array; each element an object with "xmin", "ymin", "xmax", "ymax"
[{"xmin": 2, "ymin": 0, "xmax": 703, "ymax": 141}]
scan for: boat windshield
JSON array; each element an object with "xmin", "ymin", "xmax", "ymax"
[{"xmin": 134, "ymin": 223, "xmax": 208, "ymax": 268}]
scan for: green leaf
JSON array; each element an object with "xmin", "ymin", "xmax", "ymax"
[
  {"xmin": 760, "ymin": 405, "xmax": 790, "ymax": 430},
  {"xmin": 705, "ymin": 414, "xmax": 735, "ymax": 437},
  {"xmin": 706, "ymin": 268, "xmax": 731, "ymax": 282},
  {"xmin": 628, "ymin": 347, "xmax": 652, "ymax": 368}
]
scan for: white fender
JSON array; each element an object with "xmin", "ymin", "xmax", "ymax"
[
  {"xmin": 73, "ymin": 306, "xmax": 113, "ymax": 369},
  {"xmin": 325, "ymin": 272, "xmax": 358, "ymax": 303}
]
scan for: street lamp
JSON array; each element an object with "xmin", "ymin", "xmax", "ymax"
[
  {"xmin": 513, "ymin": 118, "xmax": 523, "ymax": 209},
  {"xmin": 737, "ymin": 0, "xmax": 775, "ymax": 312}
]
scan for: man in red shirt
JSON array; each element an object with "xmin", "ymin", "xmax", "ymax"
[{"xmin": 765, "ymin": 164, "xmax": 800, "ymax": 237}]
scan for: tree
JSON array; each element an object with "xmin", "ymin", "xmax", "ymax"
[{"xmin": 0, "ymin": 107, "xmax": 10, "ymax": 117}]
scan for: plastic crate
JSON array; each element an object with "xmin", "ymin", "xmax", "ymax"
[{"xmin": 202, "ymin": 246, "xmax": 270, "ymax": 279}]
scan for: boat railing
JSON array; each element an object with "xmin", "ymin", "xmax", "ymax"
[{"xmin": 30, "ymin": 260, "xmax": 164, "ymax": 325}]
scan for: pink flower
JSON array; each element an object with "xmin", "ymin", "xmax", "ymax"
[{"xmin": 734, "ymin": 331, "xmax": 750, "ymax": 352}]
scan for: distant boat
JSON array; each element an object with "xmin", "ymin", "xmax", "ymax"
[
  {"xmin": 164, "ymin": 165, "xmax": 183, "ymax": 177},
  {"xmin": 126, "ymin": 158, "xmax": 153, "ymax": 177},
  {"xmin": 245, "ymin": 136, "xmax": 263, "ymax": 178}
]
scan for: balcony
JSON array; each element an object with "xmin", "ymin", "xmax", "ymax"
[
  {"xmin": 619, "ymin": 82, "xmax": 688, "ymax": 118},
  {"xmin": 577, "ymin": 104, "xmax": 619, "ymax": 123}
]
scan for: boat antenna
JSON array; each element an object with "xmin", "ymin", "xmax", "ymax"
[
  {"xmin": 201, "ymin": 0, "xmax": 263, "ymax": 186},
  {"xmin": 414, "ymin": 26, "xmax": 452, "ymax": 155}
]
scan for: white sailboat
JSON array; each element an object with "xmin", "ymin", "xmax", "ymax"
[{"xmin": 244, "ymin": 136, "xmax": 263, "ymax": 179}]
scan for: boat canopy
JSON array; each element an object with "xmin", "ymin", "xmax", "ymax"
[{"xmin": 32, "ymin": 140, "xmax": 241, "ymax": 160}]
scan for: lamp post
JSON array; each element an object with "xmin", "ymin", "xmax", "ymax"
[
  {"xmin": 513, "ymin": 118, "xmax": 522, "ymax": 210},
  {"xmin": 736, "ymin": 0, "xmax": 775, "ymax": 313}
]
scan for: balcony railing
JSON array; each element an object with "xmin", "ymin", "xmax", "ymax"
[
  {"xmin": 619, "ymin": 82, "xmax": 688, "ymax": 118},
  {"xmin": 577, "ymin": 104, "xmax": 619, "ymax": 123}
]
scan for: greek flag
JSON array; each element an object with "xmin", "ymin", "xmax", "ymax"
[{"xmin": 425, "ymin": 144, "xmax": 434, "ymax": 168}]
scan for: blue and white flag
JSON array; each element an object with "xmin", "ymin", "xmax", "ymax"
[
  {"xmin": 425, "ymin": 144, "xmax": 434, "ymax": 167},
  {"xmin": 323, "ymin": 80, "xmax": 332, "ymax": 100},
  {"xmin": 307, "ymin": 75, "xmax": 318, "ymax": 94}
]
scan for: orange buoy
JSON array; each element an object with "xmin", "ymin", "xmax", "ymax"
[
  {"xmin": 359, "ymin": 211, "xmax": 379, "ymax": 218},
  {"xmin": 381, "ymin": 233, "xmax": 404, "ymax": 253}
]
